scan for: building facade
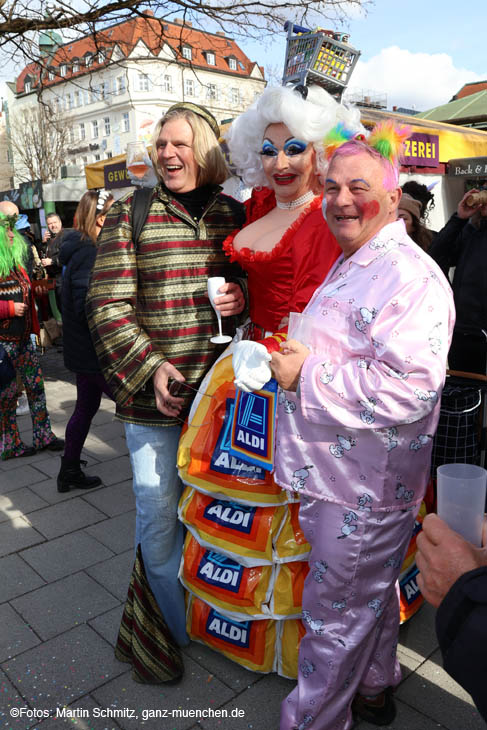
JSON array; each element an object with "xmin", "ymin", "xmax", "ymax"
[{"xmin": 7, "ymin": 14, "xmax": 266, "ymax": 187}]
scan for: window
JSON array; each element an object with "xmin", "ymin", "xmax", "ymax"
[
  {"xmin": 66, "ymin": 91, "xmax": 75, "ymax": 110},
  {"xmin": 91, "ymin": 85, "xmax": 101, "ymax": 103},
  {"xmin": 94, "ymin": 153, "xmax": 101, "ymax": 161},
  {"xmin": 163, "ymin": 74, "xmax": 172, "ymax": 93},
  {"xmin": 101, "ymin": 80, "xmax": 110, "ymax": 100},
  {"xmin": 48, "ymin": 68, "xmax": 54, "ymax": 81},
  {"xmin": 106, "ymin": 151, "xmax": 112, "ymax": 158},
  {"xmin": 59, "ymin": 64, "xmax": 67, "ymax": 77},
  {"xmin": 206, "ymin": 52, "xmax": 216, "ymax": 66},
  {"xmin": 138, "ymin": 73, "xmax": 151, "ymax": 91},
  {"xmin": 79, "ymin": 122, "xmax": 85, "ymax": 141},
  {"xmin": 84, "ymin": 89, "xmax": 90, "ymax": 105},
  {"xmin": 68, "ymin": 127, "xmax": 75, "ymax": 144},
  {"xmin": 55, "ymin": 97, "xmax": 63, "ymax": 114},
  {"xmin": 116, "ymin": 75, "xmax": 126, "ymax": 95},
  {"xmin": 122, "ymin": 112, "xmax": 130, "ymax": 132},
  {"xmin": 82, "ymin": 156, "xmax": 88, "ymax": 164},
  {"xmin": 97, "ymin": 50, "xmax": 106, "ymax": 64},
  {"xmin": 184, "ymin": 78, "xmax": 195, "ymax": 97},
  {"xmin": 207, "ymin": 83, "xmax": 217, "ymax": 100},
  {"xmin": 228, "ymin": 57, "xmax": 237, "ymax": 71},
  {"xmin": 85, "ymin": 53, "xmax": 93, "ymax": 68},
  {"xmin": 230, "ymin": 87, "xmax": 240, "ymax": 105},
  {"xmin": 72, "ymin": 60, "xmax": 79, "ymax": 73},
  {"xmin": 92, "ymin": 120, "xmax": 99, "ymax": 138},
  {"xmin": 182, "ymin": 46, "xmax": 192, "ymax": 61},
  {"xmin": 74, "ymin": 90, "xmax": 82, "ymax": 107},
  {"xmin": 24, "ymin": 80, "xmax": 31, "ymax": 93},
  {"xmin": 103, "ymin": 117, "xmax": 110, "ymax": 136}
]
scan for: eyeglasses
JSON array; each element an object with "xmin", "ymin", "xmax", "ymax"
[{"xmin": 259, "ymin": 138, "xmax": 308, "ymax": 158}]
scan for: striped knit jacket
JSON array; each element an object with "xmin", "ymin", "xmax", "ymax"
[{"xmin": 86, "ymin": 183, "xmax": 246, "ymax": 426}]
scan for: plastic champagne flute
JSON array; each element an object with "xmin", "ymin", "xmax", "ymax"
[
  {"xmin": 126, "ymin": 141, "xmax": 150, "ymax": 178},
  {"xmin": 207, "ymin": 277, "xmax": 232, "ymax": 344}
]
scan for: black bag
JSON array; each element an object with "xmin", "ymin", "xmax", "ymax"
[{"xmin": 0, "ymin": 343, "xmax": 15, "ymax": 389}]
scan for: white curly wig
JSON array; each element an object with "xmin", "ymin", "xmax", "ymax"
[{"xmin": 226, "ymin": 85, "xmax": 363, "ymax": 188}]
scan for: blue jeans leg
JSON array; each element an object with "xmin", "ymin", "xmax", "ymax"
[{"xmin": 124, "ymin": 422, "xmax": 189, "ymax": 647}]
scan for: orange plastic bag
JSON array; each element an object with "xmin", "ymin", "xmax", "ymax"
[{"xmin": 181, "ymin": 534, "xmax": 273, "ymax": 619}]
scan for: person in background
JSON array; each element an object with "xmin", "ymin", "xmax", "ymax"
[
  {"xmin": 57, "ymin": 189, "xmax": 115, "ymax": 493},
  {"xmin": 270, "ymin": 122, "xmax": 455, "ymax": 730},
  {"xmin": 416, "ymin": 513, "xmax": 487, "ymax": 722},
  {"xmin": 397, "ymin": 193, "xmax": 433, "ymax": 251},
  {"xmin": 401, "ymin": 180, "xmax": 436, "ymax": 226},
  {"xmin": 86, "ymin": 102, "xmax": 246, "ymax": 680},
  {"xmin": 0, "ymin": 200, "xmax": 64, "ymax": 459},
  {"xmin": 428, "ymin": 188, "xmax": 487, "ymax": 374},
  {"xmin": 41, "ymin": 212, "xmax": 65, "ymax": 322}
]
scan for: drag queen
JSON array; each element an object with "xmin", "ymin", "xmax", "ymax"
[{"xmin": 178, "ymin": 85, "xmax": 363, "ymax": 676}]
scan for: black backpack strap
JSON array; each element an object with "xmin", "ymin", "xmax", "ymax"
[{"xmin": 130, "ymin": 186, "xmax": 154, "ymax": 248}]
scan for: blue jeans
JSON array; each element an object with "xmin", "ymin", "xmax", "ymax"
[{"xmin": 124, "ymin": 422, "xmax": 189, "ymax": 647}]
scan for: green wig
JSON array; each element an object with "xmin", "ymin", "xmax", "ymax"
[{"xmin": 0, "ymin": 211, "xmax": 28, "ymax": 278}]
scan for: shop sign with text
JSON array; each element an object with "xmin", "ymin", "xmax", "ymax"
[
  {"xmin": 104, "ymin": 160, "xmax": 131, "ymax": 189},
  {"xmin": 402, "ymin": 133, "xmax": 439, "ymax": 167},
  {"xmin": 447, "ymin": 157, "xmax": 487, "ymax": 177}
]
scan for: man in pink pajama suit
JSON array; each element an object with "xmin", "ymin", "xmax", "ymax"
[{"xmin": 271, "ymin": 125, "xmax": 455, "ymax": 730}]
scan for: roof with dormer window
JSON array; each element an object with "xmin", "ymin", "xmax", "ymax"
[{"xmin": 15, "ymin": 15, "xmax": 264, "ymax": 94}]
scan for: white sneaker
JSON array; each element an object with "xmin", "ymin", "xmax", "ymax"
[{"xmin": 16, "ymin": 394, "xmax": 30, "ymax": 416}]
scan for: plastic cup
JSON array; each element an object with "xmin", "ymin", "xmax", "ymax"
[{"xmin": 437, "ymin": 463, "xmax": 487, "ymax": 546}]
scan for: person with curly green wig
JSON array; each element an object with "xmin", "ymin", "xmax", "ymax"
[{"xmin": 0, "ymin": 200, "xmax": 63, "ymax": 459}]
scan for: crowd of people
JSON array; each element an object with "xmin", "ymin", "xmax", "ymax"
[{"xmin": 1, "ymin": 86, "xmax": 486, "ymax": 728}]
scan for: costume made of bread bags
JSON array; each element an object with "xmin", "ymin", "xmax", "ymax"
[{"xmin": 177, "ymin": 90, "xmax": 427, "ymax": 679}]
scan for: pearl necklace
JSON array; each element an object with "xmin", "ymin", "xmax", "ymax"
[{"xmin": 275, "ymin": 190, "xmax": 316, "ymax": 210}]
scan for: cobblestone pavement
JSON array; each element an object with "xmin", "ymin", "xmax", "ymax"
[{"xmin": 0, "ymin": 349, "xmax": 484, "ymax": 730}]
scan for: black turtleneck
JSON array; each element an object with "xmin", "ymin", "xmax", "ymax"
[{"xmin": 170, "ymin": 184, "xmax": 217, "ymax": 222}]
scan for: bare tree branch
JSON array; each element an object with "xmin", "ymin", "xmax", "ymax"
[{"xmin": 9, "ymin": 104, "xmax": 69, "ymax": 183}]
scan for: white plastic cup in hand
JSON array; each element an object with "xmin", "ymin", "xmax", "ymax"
[
  {"xmin": 207, "ymin": 277, "xmax": 232, "ymax": 344},
  {"xmin": 288, "ymin": 312, "xmax": 315, "ymax": 350},
  {"xmin": 437, "ymin": 463, "xmax": 487, "ymax": 546}
]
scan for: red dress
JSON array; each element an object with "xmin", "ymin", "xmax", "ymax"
[{"xmin": 223, "ymin": 187, "xmax": 341, "ymax": 335}]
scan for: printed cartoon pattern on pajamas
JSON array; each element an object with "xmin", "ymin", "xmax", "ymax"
[
  {"xmin": 281, "ymin": 498, "xmax": 416, "ymax": 730},
  {"xmin": 275, "ymin": 220, "xmax": 455, "ymax": 728},
  {"xmin": 0, "ymin": 338, "xmax": 56, "ymax": 458}
]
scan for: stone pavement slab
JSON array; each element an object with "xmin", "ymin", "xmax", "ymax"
[
  {"xmin": 83, "ymin": 436, "xmax": 129, "ymax": 462},
  {"xmin": 85, "ymin": 511, "xmax": 135, "ymax": 554},
  {"xmin": 0, "ymin": 489, "xmax": 49, "ymax": 524},
  {"xmin": 1, "ymin": 624, "xmax": 127, "ymax": 713},
  {"xmin": 85, "ymin": 549, "xmax": 133, "ymax": 602},
  {"xmin": 0, "ymin": 554, "xmax": 45, "ymax": 603},
  {"xmin": 0, "ymin": 603, "xmax": 41, "ymax": 662},
  {"xmin": 11, "ymin": 573, "xmax": 120, "ymax": 641},
  {"xmin": 183, "ymin": 641, "xmax": 262, "ymax": 692},
  {"xmin": 28, "ymin": 476, "xmax": 103, "ymax": 505},
  {"xmin": 88, "ymin": 605, "xmax": 125, "ymax": 647},
  {"xmin": 86, "ymin": 457, "xmax": 133, "ymax": 487},
  {"xmin": 396, "ymin": 648, "xmax": 485, "ymax": 730},
  {"xmin": 20, "ymin": 531, "xmax": 114, "ymax": 582},
  {"xmin": 26, "ymin": 499, "xmax": 108, "ymax": 540},
  {"xmin": 198, "ymin": 672, "xmax": 293, "ymax": 730},
  {"xmin": 0, "ymin": 667, "xmax": 34, "ymax": 730},
  {"xmin": 82, "ymin": 481, "xmax": 135, "ymax": 518},
  {"xmin": 0, "ymin": 517, "xmax": 45, "ymax": 558},
  {"xmin": 0, "ymin": 465, "xmax": 49, "ymax": 494},
  {"xmin": 91, "ymin": 655, "xmax": 235, "ymax": 730}
]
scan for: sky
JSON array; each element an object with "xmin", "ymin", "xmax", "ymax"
[{"xmin": 239, "ymin": 0, "xmax": 486, "ymax": 112}]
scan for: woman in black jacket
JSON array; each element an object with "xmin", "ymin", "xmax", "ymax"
[{"xmin": 57, "ymin": 189, "xmax": 114, "ymax": 492}]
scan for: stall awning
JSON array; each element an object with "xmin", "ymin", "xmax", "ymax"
[{"xmin": 85, "ymin": 113, "xmax": 487, "ymax": 189}]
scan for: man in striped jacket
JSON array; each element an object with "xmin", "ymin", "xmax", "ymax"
[{"xmin": 86, "ymin": 103, "xmax": 246, "ymax": 654}]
